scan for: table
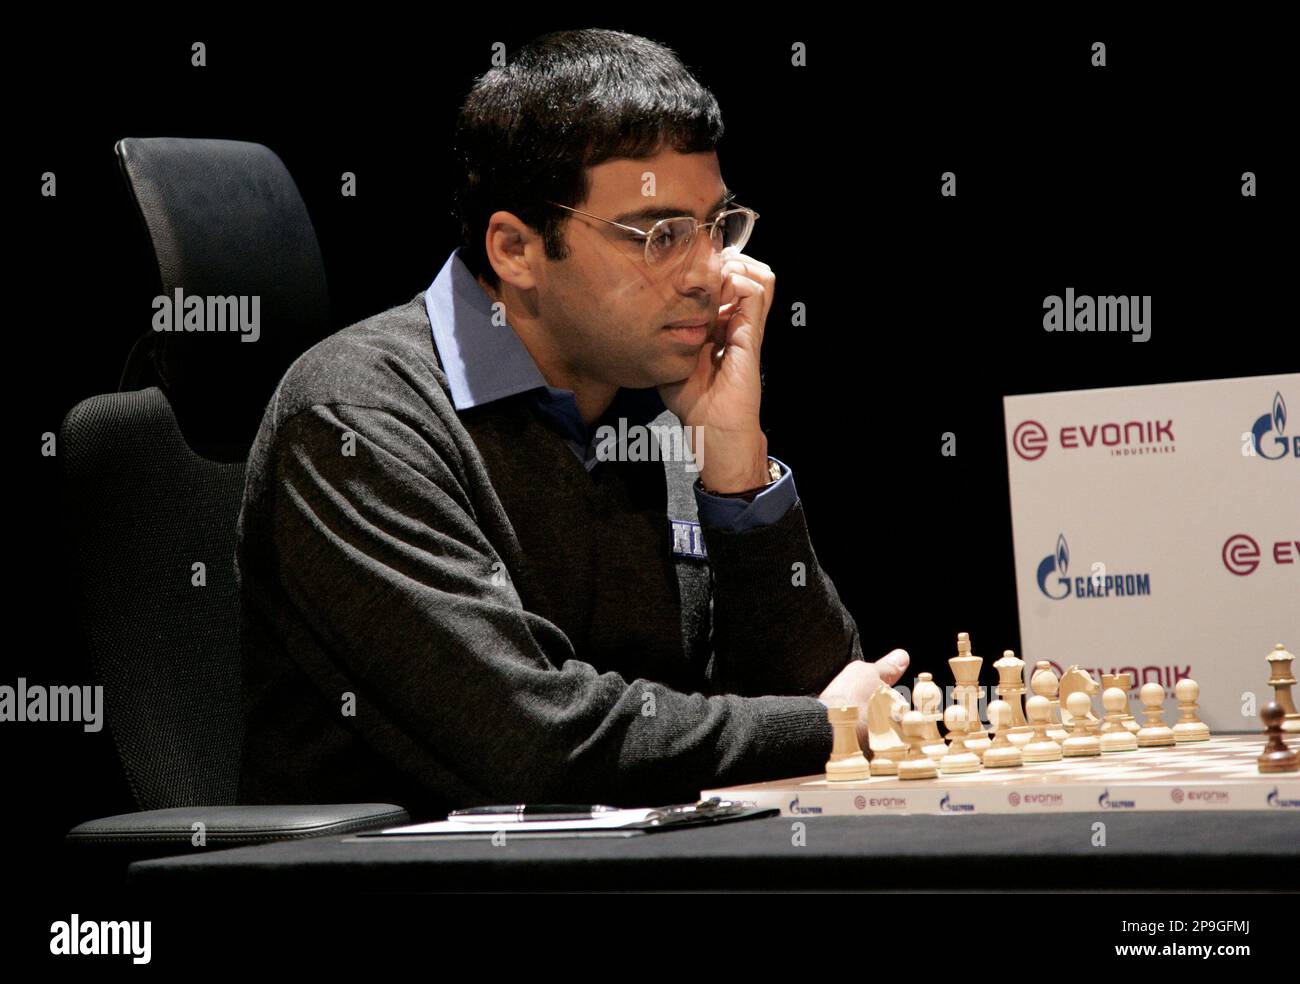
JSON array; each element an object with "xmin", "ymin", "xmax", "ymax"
[{"xmin": 126, "ymin": 811, "xmax": 1300, "ymax": 892}]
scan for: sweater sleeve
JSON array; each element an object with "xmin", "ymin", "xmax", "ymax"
[
  {"xmin": 264, "ymin": 402, "xmax": 833, "ymax": 806},
  {"xmin": 698, "ymin": 490, "xmax": 864, "ymax": 698}
]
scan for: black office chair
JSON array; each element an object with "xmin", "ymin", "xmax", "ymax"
[{"xmin": 62, "ymin": 138, "xmax": 406, "ymax": 886}]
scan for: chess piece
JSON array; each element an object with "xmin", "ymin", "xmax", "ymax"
[
  {"xmin": 825, "ymin": 705, "xmax": 870, "ymax": 781},
  {"xmin": 1102, "ymin": 672, "xmax": 1141, "ymax": 734},
  {"xmin": 1022, "ymin": 695, "xmax": 1063, "ymax": 762},
  {"xmin": 1120, "ymin": 672, "xmax": 1141, "ymax": 733},
  {"xmin": 949, "ymin": 632, "xmax": 990, "ymax": 752},
  {"xmin": 1257, "ymin": 702, "xmax": 1300, "ymax": 774},
  {"xmin": 993, "ymin": 649, "xmax": 1034, "ymax": 747},
  {"xmin": 1061, "ymin": 691, "xmax": 1101, "ymax": 757},
  {"xmin": 1265, "ymin": 643, "xmax": 1300, "ymax": 735},
  {"xmin": 984, "ymin": 700, "xmax": 1024, "ymax": 768},
  {"xmin": 1030, "ymin": 661, "xmax": 1069, "ymax": 743},
  {"xmin": 867, "ymin": 685, "xmax": 910, "ymax": 775},
  {"xmin": 938, "ymin": 704, "xmax": 982, "ymax": 774},
  {"xmin": 1136, "ymin": 682, "xmax": 1176, "ymax": 748},
  {"xmin": 898, "ymin": 710, "xmax": 940, "ymax": 780},
  {"xmin": 1172, "ymin": 678, "xmax": 1211, "ymax": 743},
  {"xmin": 1099, "ymin": 687, "xmax": 1139, "ymax": 753},
  {"xmin": 1060, "ymin": 666, "xmax": 1102, "ymax": 735},
  {"xmin": 913, "ymin": 672, "xmax": 950, "ymax": 759}
]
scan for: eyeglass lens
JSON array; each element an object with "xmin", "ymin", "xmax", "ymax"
[{"xmin": 646, "ymin": 210, "xmax": 753, "ymax": 266}]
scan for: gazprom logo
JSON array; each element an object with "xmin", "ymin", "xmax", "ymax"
[
  {"xmin": 938, "ymin": 792, "xmax": 975, "ymax": 813},
  {"xmin": 1248, "ymin": 392, "xmax": 1298, "ymax": 460},
  {"xmin": 1267, "ymin": 787, "xmax": 1300, "ymax": 808},
  {"xmin": 1036, "ymin": 533, "xmax": 1152, "ymax": 601},
  {"xmin": 1038, "ymin": 534, "xmax": 1073, "ymax": 599},
  {"xmin": 1098, "ymin": 787, "xmax": 1135, "ymax": 809},
  {"xmin": 789, "ymin": 796, "xmax": 822, "ymax": 815}
]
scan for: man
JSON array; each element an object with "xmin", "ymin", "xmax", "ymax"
[{"xmin": 236, "ymin": 28, "xmax": 907, "ymax": 818}]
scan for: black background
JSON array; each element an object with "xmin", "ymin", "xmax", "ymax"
[{"xmin": 7, "ymin": 15, "xmax": 1295, "ymax": 930}]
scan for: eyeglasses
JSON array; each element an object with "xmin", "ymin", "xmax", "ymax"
[{"xmin": 543, "ymin": 199, "xmax": 759, "ymax": 269}]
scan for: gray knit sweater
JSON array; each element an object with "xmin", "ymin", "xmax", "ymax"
[{"xmin": 235, "ymin": 291, "xmax": 861, "ymax": 818}]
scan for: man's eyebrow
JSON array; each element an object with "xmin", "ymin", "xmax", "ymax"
[{"xmin": 611, "ymin": 189, "xmax": 736, "ymax": 228}]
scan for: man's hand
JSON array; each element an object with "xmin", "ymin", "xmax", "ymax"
[
  {"xmin": 818, "ymin": 649, "xmax": 911, "ymax": 749},
  {"xmin": 656, "ymin": 248, "xmax": 775, "ymax": 492}
]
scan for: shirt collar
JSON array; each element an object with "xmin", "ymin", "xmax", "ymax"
[{"xmin": 425, "ymin": 247, "xmax": 668, "ymax": 439}]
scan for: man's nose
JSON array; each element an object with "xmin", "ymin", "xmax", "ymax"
[{"xmin": 673, "ymin": 228, "xmax": 722, "ymax": 291}]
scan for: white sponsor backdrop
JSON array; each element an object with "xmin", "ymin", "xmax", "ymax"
[{"xmin": 1003, "ymin": 373, "xmax": 1299, "ymax": 732}]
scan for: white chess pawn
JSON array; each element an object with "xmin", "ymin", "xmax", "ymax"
[
  {"xmin": 938, "ymin": 705, "xmax": 982, "ymax": 774},
  {"xmin": 984, "ymin": 700, "xmax": 1024, "ymax": 768},
  {"xmin": 898, "ymin": 710, "xmax": 939, "ymax": 780},
  {"xmin": 825, "ymin": 705, "xmax": 870, "ymax": 781},
  {"xmin": 1061, "ymin": 691, "xmax": 1101, "ymax": 757},
  {"xmin": 1136, "ymin": 682, "xmax": 1176, "ymax": 748},
  {"xmin": 1172, "ymin": 678, "xmax": 1211, "ymax": 742},
  {"xmin": 1099, "ymin": 687, "xmax": 1139, "ymax": 753},
  {"xmin": 1023, "ymin": 695, "xmax": 1063, "ymax": 762},
  {"xmin": 1031, "ymin": 661, "xmax": 1070, "ymax": 743}
]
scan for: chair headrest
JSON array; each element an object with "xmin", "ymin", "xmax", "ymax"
[{"xmin": 115, "ymin": 137, "xmax": 332, "ymax": 452}]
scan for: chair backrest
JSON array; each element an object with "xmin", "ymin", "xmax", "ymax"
[
  {"xmin": 113, "ymin": 136, "xmax": 332, "ymax": 455},
  {"xmin": 58, "ymin": 137, "xmax": 332, "ymax": 811},
  {"xmin": 60, "ymin": 387, "xmax": 247, "ymax": 810}
]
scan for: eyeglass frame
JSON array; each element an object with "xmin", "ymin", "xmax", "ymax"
[{"xmin": 542, "ymin": 199, "xmax": 760, "ymax": 269}]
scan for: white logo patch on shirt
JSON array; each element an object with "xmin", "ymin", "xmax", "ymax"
[{"xmin": 671, "ymin": 519, "xmax": 707, "ymax": 559}]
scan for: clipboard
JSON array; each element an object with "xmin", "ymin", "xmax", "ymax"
[{"xmin": 350, "ymin": 797, "xmax": 778, "ymax": 840}]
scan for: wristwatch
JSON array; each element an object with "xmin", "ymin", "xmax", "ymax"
[{"xmin": 699, "ymin": 458, "xmax": 784, "ymax": 502}]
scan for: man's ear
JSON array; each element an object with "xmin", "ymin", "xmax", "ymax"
[{"xmin": 483, "ymin": 210, "xmax": 541, "ymax": 291}]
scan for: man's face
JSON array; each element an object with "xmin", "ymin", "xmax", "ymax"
[{"xmin": 535, "ymin": 148, "xmax": 729, "ymax": 388}]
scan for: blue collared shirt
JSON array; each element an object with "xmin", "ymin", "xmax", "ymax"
[{"xmin": 424, "ymin": 247, "xmax": 796, "ymax": 531}]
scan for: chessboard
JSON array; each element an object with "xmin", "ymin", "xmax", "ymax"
[{"xmin": 701, "ymin": 734, "xmax": 1300, "ymax": 817}]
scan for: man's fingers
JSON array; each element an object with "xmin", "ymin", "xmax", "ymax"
[{"xmin": 875, "ymin": 648, "xmax": 910, "ymax": 684}]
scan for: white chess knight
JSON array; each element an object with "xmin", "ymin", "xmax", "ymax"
[
  {"xmin": 1059, "ymin": 666, "xmax": 1102, "ymax": 735},
  {"xmin": 866, "ymin": 685, "xmax": 911, "ymax": 775}
]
